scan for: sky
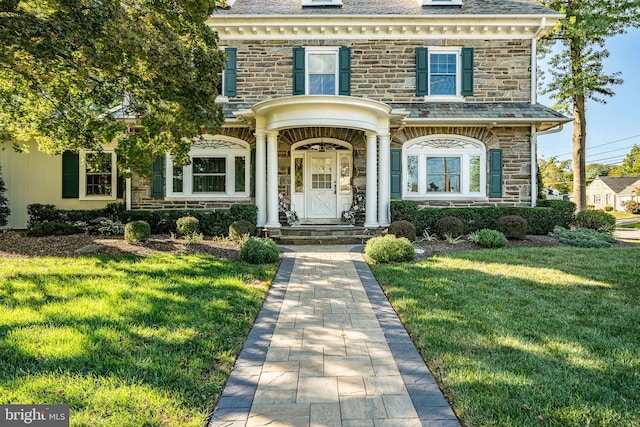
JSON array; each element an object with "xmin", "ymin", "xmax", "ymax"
[{"xmin": 536, "ymin": 27, "xmax": 640, "ymax": 167}]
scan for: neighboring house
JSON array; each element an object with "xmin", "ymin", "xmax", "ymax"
[
  {"xmin": 586, "ymin": 176, "xmax": 640, "ymax": 211},
  {"xmin": 1, "ymin": 0, "xmax": 569, "ymax": 230}
]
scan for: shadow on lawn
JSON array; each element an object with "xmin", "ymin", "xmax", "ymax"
[
  {"xmin": 373, "ymin": 247, "xmax": 640, "ymax": 425},
  {"xmin": 0, "ymin": 254, "xmax": 275, "ymax": 423}
]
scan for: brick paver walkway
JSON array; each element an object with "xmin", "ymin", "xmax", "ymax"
[{"xmin": 208, "ymin": 245, "xmax": 460, "ymax": 427}]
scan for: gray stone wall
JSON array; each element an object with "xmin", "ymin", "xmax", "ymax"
[{"xmin": 226, "ymin": 39, "xmax": 531, "ymax": 103}]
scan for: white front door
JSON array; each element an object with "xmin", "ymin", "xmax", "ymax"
[{"xmin": 307, "ymin": 153, "xmax": 337, "ymax": 218}]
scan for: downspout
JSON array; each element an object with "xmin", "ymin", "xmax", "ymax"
[
  {"xmin": 531, "ymin": 123, "xmax": 564, "ymax": 207},
  {"xmin": 126, "ymin": 174, "xmax": 132, "ymax": 211}
]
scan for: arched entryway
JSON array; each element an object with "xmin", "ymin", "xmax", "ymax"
[{"xmin": 290, "ymin": 138, "xmax": 353, "ymax": 222}]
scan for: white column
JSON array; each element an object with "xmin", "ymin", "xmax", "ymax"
[
  {"xmin": 255, "ymin": 130, "xmax": 267, "ymax": 227},
  {"xmin": 125, "ymin": 176, "xmax": 132, "ymax": 210},
  {"xmin": 378, "ymin": 132, "xmax": 390, "ymax": 226},
  {"xmin": 266, "ymin": 130, "xmax": 281, "ymax": 228},
  {"xmin": 364, "ymin": 131, "xmax": 378, "ymax": 228}
]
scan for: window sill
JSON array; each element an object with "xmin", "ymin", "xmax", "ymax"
[
  {"xmin": 80, "ymin": 195, "xmax": 117, "ymax": 201},
  {"xmin": 423, "ymin": 96, "xmax": 464, "ymax": 103},
  {"xmin": 215, "ymin": 96, "xmax": 229, "ymax": 104},
  {"xmin": 165, "ymin": 195, "xmax": 251, "ymax": 201},
  {"xmin": 403, "ymin": 195, "xmax": 487, "ymax": 201}
]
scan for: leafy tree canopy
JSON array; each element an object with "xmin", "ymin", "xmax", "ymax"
[
  {"xmin": 610, "ymin": 145, "xmax": 640, "ymax": 176},
  {"xmin": 538, "ymin": 156, "xmax": 572, "ymax": 194},
  {"xmin": 585, "ymin": 163, "xmax": 610, "ymax": 181},
  {"xmin": 0, "ymin": 0, "xmax": 225, "ymax": 176}
]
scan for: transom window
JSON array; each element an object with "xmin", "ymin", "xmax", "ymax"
[
  {"xmin": 403, "ymin": 136, "xmax": 485, "ymax": 198},
  {"xmin": 307, "ymin": 48, "xmax": 338, "ymax": 95},
  {"xmin": 166, "ymin": 136, "xmax": 250, "ymax": 198},
  {"xmin": 80, "ymin": 150, "xmax": 118, "ymax": 200}
]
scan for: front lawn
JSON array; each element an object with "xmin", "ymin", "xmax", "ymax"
[
  {"xmin": 372, "ymin": 246, "xmax": 640, "ymax": 426},
  {"xmin": 610, "ymin": 211, "xmax": 639, "ymax": 220},
  {"xmin": 620, "ymin": 222, "xmax": 640, "ymax": 229},
  {"xmin": 0, "ymin": 254, "xmax": 277, "ymax": 426}
]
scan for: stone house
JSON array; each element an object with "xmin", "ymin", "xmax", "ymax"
[
  {"xmin": 586, "ymin": 176, "xmax": 640, "ymax": 211},
  {"xmin": 0, "ymin": 0, "xmax": 570, "ymax": 230}
]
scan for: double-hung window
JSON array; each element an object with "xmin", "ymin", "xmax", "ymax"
[
  {"xmin": 307, "ymin": 48, "xmax": 338, "ymax": 95},
  {"xmin": 403, "ymin": 136, "xmax": 485, "ymax": 198},
  {"xmin": 79, "ymin": 150, "xmax": 118, "ymax": 200},
  {"xmin": 416, "ymin": 47, "xmax": 473, "ymax": 99},
  {"xmin": 166, "ymin": 136, "xmax": 250, "ymax": 199}
]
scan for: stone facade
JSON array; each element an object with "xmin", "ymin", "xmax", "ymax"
[{"xmin": 226, "ymin": 39, "xmax": 531, "ymax": 103}]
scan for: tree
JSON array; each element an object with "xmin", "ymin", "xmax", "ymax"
[
  {"xmin": 539, "ymin": 0, "xmax": 640, "ymax": 211},
  {"xmin": 611, "ymin": 145, "xmax": 640, "ymax": 176},
  {"xmin": 0, "ymin": 165, "xmax": 9, "ymax": 227},
  {"xmin": 0, "ymin": 0, "xmax": 225, "ymax": 175},
  {"xmin": 538, "ymin": 156, "xmax": 572, "ymax": 194},
  {"xmin": 585, "ymin": 163, "xmax": 611, "ymax": 182}
]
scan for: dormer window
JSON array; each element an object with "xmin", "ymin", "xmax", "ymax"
[
  {"xmin": 302, "ymin": 0, "xmax": 343, "ymax": 6},
  {"xmin": 419, "ymin": 0, "xmax": 462, "ymax": 5}
]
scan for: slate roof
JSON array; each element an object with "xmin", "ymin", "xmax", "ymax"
[
  {"xmin": 393, "ymin": 102, "xmax": 569, "ymax": 121},
  {"xmin": 223, "ymin": 102, "xmax": 570, "ymax": 125},
  {"xmin": 215, "ymin": 0, "xmax": 558, "ymax": 16},
  {"xmin": 595, "ymin": 177, "xmax": 640, "ymax": 193}
]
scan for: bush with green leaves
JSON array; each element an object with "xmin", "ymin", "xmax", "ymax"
[
  {"xmin": 365, "ymin": 234, "xmax": 415, "ymax": 264},
  {"xmin": 98, "ymin": 219, "xmax": 125, "ymax": 235},
  {"xmin": 240, "ymin": 237, "xmax": 280, "ymax": 264},
  {"xmin": 603, "ymin": 205, "xmax": 614, "ymax": 212},
  {"xmin": 435, "ymin": 216, "xmax": 464, "ymax": 238},
  {"xmin": 0, "ymin": 165, "xmax": 9, "ymax": 227},
  {"xmin": 229, "ymin": 220, "xmax": 256, "ymax": 241},
  {"xmin": 553, "ymin": 227, "xmax": 617, "ymax": 248},
  {"xmin": 496, "ymin": 215, "xmax": 528, "ymax": 240},
  {"xmin": 387, "ymin": 220, "xmax": 416, "ymax": 242},
  {"xmin": 176, "ymin": 216, "xmax": 199, "ymax": 236},
  {"xmin": 622, "ymin": 200, "xmax": 640, "ymax": 214},
  {"xmin": 125, "ymin": 220, "xmax": 151, "ymax": 243},
  {"xmin": 470, "ymin": 229, "xmax": 508, "ymax": 248},
  {"xmin": 574, "ymin": 210, "xmax": 616, "ymax": 233},
  {"xmin": 26, "ymin": 221, "xmax": 78, "ymax": 237}
]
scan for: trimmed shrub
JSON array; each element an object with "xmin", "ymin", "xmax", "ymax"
[
  {"xmin": 229, "ymin": 220, "xmax": 256, "ymax": 241},
  {"xmin": 470, "ymin": 229, "xmax": 508, "ymax": 248},
  {"xmin": 98, "ymin": 219, "xmax": 125, "ymax": 235},
  {"xmin": 574, "ymin": 210, "xmax": 616, "ymax": 233},
  {"xmin": 496, "ymin": 215, "xmax": 528, "ymax": 240},
  {"xmin": 387, "ymin": 220, "xmax": 416, "ymax": 242},
  {"xmin": 553, "ymin": 227, "xmax": 617, "ymax": 248},
  {"xmin": 240, "ymin": 237, "xmax": 280, "ymax": 264},
  {"xmin": 230, "ymin": 204, "xmax": 258, "ymax": 224},
  {"xmin": 365, "ymin": 235, "xmax": 415, "ymax": 264},
  {"xmin": 435, "ymin": 216, "xmax": 464, "ymax": 238},
  {"xmin": 125, "ymin": 220, "xmax": 151, "ymax": 243},
  {"xmin": 603, "ymin": 205, "xmax": 614, "ymax": 212},
  {"xmin": 26, "ymin": 221, "xmax": 78, "ymax": 237},
  {"xmin": 0, "ymin": 165, "xmax": 9, "ymax": 227},
  {"xmin": 389, "ymin": 200, "xmax": 419, "ymax": 225},
  {"xmin": 176, "ymin": 216, "xmax": 199, "ymax": 236}
]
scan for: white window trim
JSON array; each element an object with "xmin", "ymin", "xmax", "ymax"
[
  {"xmin": 305, "ymin": 46, "xmax": 339, "ymax": 96},
  {"xmin": 79, "ymin": 149, "xmax": 117, "ymax": 200},
  {"xmin": 402, "ymin": 135, "xmax": 486, "ymax": 199},
  {"xmin": 215, "ymin": 47, "xmax": 229, "ymax": 103},
  {"xmin": 425, "ymin": 47, "xmax": 464, "ymax": 102},
  {"xmin": 166, "ymin": 138, "xmax": 250, "ymax": 200},
  {"xmin": 302, "ymin": 0, "xmax": 342, "ymax": 6},
  {"xmin": 419, "ymin": 0, "xmax": 462, "ymax": 6}
]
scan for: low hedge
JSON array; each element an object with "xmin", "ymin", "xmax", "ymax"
[
  {"xmin": 390, "ymin": 200, "xmax": 576, "ymax": 236},
  {"xmin": 26, "ymin": 203, "xmax": 258, "ymax": 237}
]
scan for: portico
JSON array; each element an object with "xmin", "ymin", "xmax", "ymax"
[{"xmin": 236, "ymin": 96, "xmax": 402, "ymax": 229}]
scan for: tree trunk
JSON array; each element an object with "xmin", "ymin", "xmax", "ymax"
[{"xmin": 572, "ymin": 94, "xmax": 587, "ymax": 211}]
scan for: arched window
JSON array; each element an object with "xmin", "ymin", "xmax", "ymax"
[
  {"xmin": 166, "ymin": 136, "xmax": 250, "ymax": 199},
  {"xmin": 403, "ymin": 136, "xmax": 486, "ymax": 198}
]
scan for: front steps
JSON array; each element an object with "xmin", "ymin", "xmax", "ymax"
[{"xmin": 268, "ymin": 225, "xmax": 379, "ymax": 245}]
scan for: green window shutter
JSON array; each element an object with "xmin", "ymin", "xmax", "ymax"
[
  {"xmin": 416, "ymin": 47, "xmax": 429, "ymax": 96},
  {"xmin": 338, "ymin": 47, "xmax": 351, "ymax": 96},
  {"xmin": 293, "ymin": 47, "xmax": 306, "ymax": 95},
  {"xmin": 461, "ymin": 47, "xmax": 474, "ymax": 96},
  {"xmin": 116, "ymin": 155, "xmax": 124, "ymax": 199},
  {"xmin": 390, "ymin": 149, "xmax": 402, "ymax": 198},
  {"xmin": 224, "ymin": 47, "xmax": 237, "ymax": 97},
  {"xmin": 489, "ymin": 149, "xmax": 503, "ymax": 197},
  {"xmin": 150, "ymin": 157, "xmax": 164, "ymax": 198},
  {"xmin": 62, "ymin": 151, "xmax": 79, "ymax": 198}
]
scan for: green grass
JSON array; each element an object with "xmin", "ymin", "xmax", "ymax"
[
  {"xmin": 0, "ymin": 254, "xmax": 277, "ymax": 426},
  {"xmin": 620, "ymin": 222, "xmax": 640, "ymax": 229},
  {"xmin": 372, "ymin": 246, "xmax": 640, "ymax": 427},
  {"xmin": 610, "ymin": 211, "xmax": 639, "ymax": 220}
]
